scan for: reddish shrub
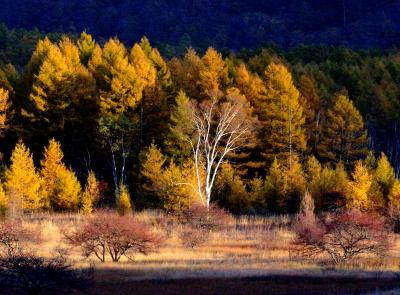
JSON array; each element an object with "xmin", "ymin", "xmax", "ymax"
[
  {"xmin": 293, "ymin": 209, "xmax": 389, "ymax": 263},
  {"xmin": 0, "ymin": 220, "xmax": 41, "ymax": 257},
  {"xmin": 66, "ymin": 211, "xmax": 163, "ymax": 262}
]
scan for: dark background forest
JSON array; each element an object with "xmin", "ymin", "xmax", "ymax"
[{"xmin": 1, "ymin": 0, "xmax": 400, "ymax": 52}]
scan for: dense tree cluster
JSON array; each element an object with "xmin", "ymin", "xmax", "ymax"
[{"xmin": 0, "ymin": 32, "xmax": 399, "ymax": 215}]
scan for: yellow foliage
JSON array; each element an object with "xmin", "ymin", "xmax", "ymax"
[
  {"xmin": 0, "ymin": 88, "xmax": 10, "ymax": 135},
  {"xmin": 41, "ymin": 138, "xmax": 81, "ymax": 211},
  {"xmin": 80, "ymin": 170, "xmax": 99, "ymax": 214},
  {"xmin": 347, "ymin": 161, "xmax": 372, "ymax": 209},
  {"xmin": 53, "ymin": 167, "xmax": 81, "ymax": 211},
  {"xmin": 91, "ymin": 38, "xmax": 142, "ymax": 116},
  {"xmin": 130, "ymin": 43, "xmax": 157, "ymax": 88},
  {"xmin": 141, "ymin": 144, "xmax": 198, "ymax": 212},
  {"xmin": 261, "ymin": 63, "xmax": 306, "ymax": 163},
  {"xmin": 317, "ymin": 94, "xmax": 368, "ymax": 167},
  {"xmin": 0, "ymin": 182, "xmax": 8, "ymax": 216},
  {"xmin": 369, "ymin": 152, "xmax": 395, "ymax": 208},
  {"xmin": 117, "ymin": 184, "xmax": 132, "ymax": 215},
  {"xmin": 169, "ymin": 48, "xmax": 202, "ymax": 98},
  {"xmin": 305, "ymin": 155, "xmax": 322, "ymax": 195},
  {"xmin": 77, "ymin": 31, "xmax": 96, "ymax": 65},
  {"xmin": 5, "ymin": 141, "xmax": 41, "ymax": 211},
  {"xmin": 198, "ymin": 47, "xmax": 229, "ymax": 97},
  {"xmin": 40, "ymin": 138, "xmax": 64, "ymax": 208},
  {"xmin": 283, "ymin": 155, "xmax": 306, "ymax": 196},
  {"xmin": 389, "ymin": 180, "xmax": 400, "ymax": 208},
  {"xmin": 235, "ymin": 63, "xmax": 265, "ymax": 105}
]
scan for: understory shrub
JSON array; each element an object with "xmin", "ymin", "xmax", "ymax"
[
  {"xmin": 293, "ymin": 209, "xmax": 389, "ymax": 263},
  {"xmin": 66, "ymin": 211, "xmax": 163, "ymax": 262},
  {"xmin": 178, "ymin": 203, "xmax": 231, "ymax": 248},
  {"xmin": 0, "ymin": 220, "xmax": 41, "ymax": 257}
]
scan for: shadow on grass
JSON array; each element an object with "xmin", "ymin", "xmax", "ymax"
[{"xmin": 80, "ymin": 270, "xmax": 400, "ymax": 295}]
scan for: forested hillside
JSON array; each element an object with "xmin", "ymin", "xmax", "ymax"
[
  {"xmin": 0, "ymin": 0, "xmax": 400, "ymax": 52},
  {"xmin": 0, "ymin": 30, "xmax": 400, "ymax": 215}
]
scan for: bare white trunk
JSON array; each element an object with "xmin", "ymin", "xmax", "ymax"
[{"xmin": 187, "ymin": 98, "xmax": 253, "ymax": 208}]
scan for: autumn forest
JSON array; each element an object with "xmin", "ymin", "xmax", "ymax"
[
  {"xmin": 1, "ymin": 0, "xmax": 400, "ymax": 292},
  {"xmin": 0, "ymin": 26, "xmax": 399, "ymax": 217}
]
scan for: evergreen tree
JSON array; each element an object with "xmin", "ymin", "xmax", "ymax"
[
  {"xmin": 264, "ymin": 158, "xmax": 285, "ymax": 212},
  {"xmin": 80, "ymin": 170, "xmax": 99, "ymax": 214},
  {"xmin": 164, "ymin": 90, "xmax": 193, "ymax": 162},
  {"xmin": 40, "ymin": 138, "xmax": 65, "ymax": 209},
  {"xmin": 235, "ymin": 63, "xmax": 265, "ymax": 106},
  {"xmin": 299, "ymin": 75, "xmax": 323, "ymax": 153},
  {"xmin": 141, "ymin": 144, "xmax": 196, "ymax": 212},
  {"xmin": 41, "ymin": 138, "xmax": 81, "ymax": 211},
  {"xmin": 305, "ymin": 155, "xmax": 322, "ymax": 195},
  {"xmin": 170, "ymin": 47, "xmax": 202, "ymax": 98},
  {"xmin": 117, "ymin": 183, "xmax": 132, "ymax": 215},
  {"xmin": 389, "ymin": 180, "xmax": 400, "ymax": 208},
  {"xmin": 130, "ymin": 43, "xmax": 157, "ymax": 89},
  {"xmin": 0, "ymin": 88, "xmax": 10, "ymax": 137},
  {"xmin": 282, "ymin": 155, "xmax": 306, "ymax": 213},
  {"xmin": 77, "ymin": 31, "xmax": 96, "ymax": 66},
  {"xmin": 53, "ymin": 166, "xmax": 81, "ymax": 211},
  {"xmin": 5, "ymin": 141, "xmax": 41, "ymax": 212},
  {"xmin": 28, "ymin": 37, "xmax": 98, "ymax": 157},
  {"xmin": 369, "ymin": 152, "xmax": 395, "ymax": 208},
  {"xmin": 21, "ymin": 37, "xmax": 54, "ymax": 96},
  {"xmin": 198, "ymin": 47, "xmax": 229, "ymax": 98},
  {"xmin": 0, "ymin": 182, "xmax": 8, "ymax": 216},
  {"xmin": 347, "ymin": 161, "xmax": 372, "ymax": 209},
  {"xmin": 89, "ymin": 38, "xmax": 141, "ymax": 116},
  {"xmin": 317, "ymin": 94, "xmax": 368, "ymax": 168},
  {"xmin": 259, "ymin": 63, "xmax": 306, "ymax": 166}
]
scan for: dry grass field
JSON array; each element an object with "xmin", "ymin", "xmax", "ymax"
[{"xmin": 15, "ymin": 211, "xmax": 400, "ymax": 294}]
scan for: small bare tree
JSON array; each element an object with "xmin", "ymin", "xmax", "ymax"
[{"xmin": 184, "ymin": 94, "xmax": 256, "ymax": 208}]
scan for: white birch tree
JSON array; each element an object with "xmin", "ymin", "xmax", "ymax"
[{"xmin": 185, "ymin": 94, "xmax": 256, "ymax": 208}]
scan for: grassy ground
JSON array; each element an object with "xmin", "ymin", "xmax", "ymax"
[{"xmin": 19, "ymin": 212, "xmax": 400, "ymax": 294}]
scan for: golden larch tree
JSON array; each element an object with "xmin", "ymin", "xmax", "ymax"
[
  {"xmin": 117, "ymin": 183, "xmax": 132, "ymax": 215},
  {"xmin": 53, "ymin": 167, "xmax": 81, "ymax": 211},
  {"xmin": 41, "ymin": 138, "xmax": 81, "ymax": 211},
  {"xmin": 198, "ymin": 47, "xmax": 229, "ymax": 98},
  {"xmin": 0, "ymin": 88, "xmax": 10, "ymax": 137},
  {"xmin": 347, "ymin": 161, "xmax": 372, "ymax": 210},
  {"xmin": 259, "ymin": 63, "xmax": 306, "ymax": 166},
  {"xmin": 369, "ymin": 152, "xmax": 396, "ymax": 208},
  {"xmin": 5, "ymin": 141, "xmax": 41, "ymax": 212},
  {"xmin": 317, "ymin": 94, "xmax": 368, "ymax": 168},
  {"xmin": 0, "ymin": 182, "xmax": 8, "ymax": 216},
  {"xmin": 40, "ymin": 138, "xmax": 64, "ymax": 208},
  {"xmin": 80, "ymin": 170, "xmax": 100, "ymax": 214},
  {"xmin": 299, "ymin": 75, "xmax": 323, "ymax": 153}
]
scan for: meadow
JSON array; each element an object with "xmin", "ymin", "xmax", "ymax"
[{"xmin": 11, "ymin": 211, "xmax": 400, "ymax": 294}]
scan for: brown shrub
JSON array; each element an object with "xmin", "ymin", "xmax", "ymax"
[
  {"xmin": 0, "ymin": 220, "xmax": 41, "ymax": 257},
  {"xmin": 66, "ymin": 211, "xmax": 163, "ymax": 262},
  {"xmin": 178, "ymin": 203, "xmax": 230, "ymax": 231},
  {"xmin": 180, "ymin": 227, "xmax": 210, "ymax": 248},
  {"xmin": 178, "ymin": 203, "xmax": 231, "ymax": 248},
  {"xmin": 293, "ymin": 209, "xmax": 389, "ymax": 263},
  {"xmin": 388, "ymin": 204, "xmax": 400, "ymax": 233}
]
